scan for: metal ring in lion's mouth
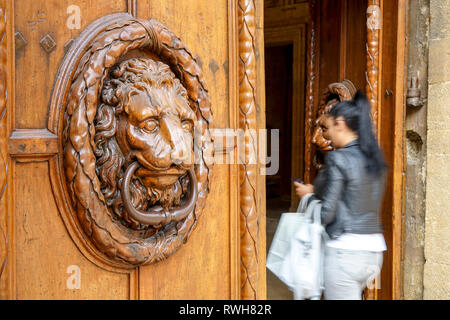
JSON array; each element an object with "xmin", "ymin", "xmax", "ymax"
[{"xmin": 121, "ymin": 161, "xmax": 198, "ymax": 226}]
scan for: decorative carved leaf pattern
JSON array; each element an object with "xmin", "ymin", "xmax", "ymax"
[
  {"xmin": 238, "ymin": 0, "xmax": 259, "ymax": 300},
  {"xmin": 304, "ymin": 0, "xmax": 317, "ymax": 184},
  {"xmin": 366, "ymin": 0, "xmax": 380, "ymax": 131},
  {"xmin": 62, "ymin": 16, "xmax": 213, "ymax": 267},
  {"xmin": 0, "ymin": 6, "xmax": 7, "ymax": 286}
]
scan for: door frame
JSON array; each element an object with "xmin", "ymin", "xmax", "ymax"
[{"xmin": 303, "ymin": 0, "xmax": 407, "ymax": 300}]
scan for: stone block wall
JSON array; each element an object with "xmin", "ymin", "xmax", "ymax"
[{"xmin": 423, "ymin": 0, "xmax": 450, "ymax": 300}]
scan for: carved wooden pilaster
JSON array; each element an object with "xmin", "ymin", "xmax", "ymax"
[
  {"xmin": 0, "ymin": 2, "xmax": 8, "ymax": 298},
  {"xmin": 366, "ymin": 0, "xmax": 382, "ymax": 132},
  {"xmin": 304, "ymin": 0, "xmax": 318, "ymax": 184},
  {"xmin": 365, "ymin": 0, "xmax": 382, "ymax": 300},
  {"xmin": 238, "ymin": 0, "xmax": 259, "ymax": 300}
]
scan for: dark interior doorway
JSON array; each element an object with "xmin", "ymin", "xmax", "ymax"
[
  {"xmin": 265, "ymin": 44, "xmax": 294, "ymax": 299},
  {"xmin": 265, "ymin": 44, "xmax": 293, "ymax": 215}
]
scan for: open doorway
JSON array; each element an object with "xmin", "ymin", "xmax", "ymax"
[
  {"xmin": 265, "ymin": 44, "xmax": 293, "ymax": 216},
  {"xmin": 265, "ymin": 44, "xmax": 295, "ymax": 299},
  {"xmin": 263, "ymin": 0, "xmax": 404, "ymax": 300},
  {"xmin": 264, "ymin": 23, "xmax": 306, "ymax": 299}
]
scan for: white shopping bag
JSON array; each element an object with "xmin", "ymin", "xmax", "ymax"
[
  {"xmin": 266, "ymin": 194, "xmax": 312, "ymax": 287},
  {"xmin": 266, "ymin": 194, "xmax": 328, "ymax": 300},
  {"xmin": 290, "ymin": 201, "xmax": 327, "ymax": 299}
]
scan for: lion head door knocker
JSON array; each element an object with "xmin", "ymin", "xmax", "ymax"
[
  {"xmin": 49, "ymin": 13, "xmax": 213, "ymax": 269},
  {"xmin": 97, "ymin": 58, "xmax": 198, "ymax": 229},
  {"xmin": 311, "ymin": 79, "xmax": 356, "ymax": 169}
]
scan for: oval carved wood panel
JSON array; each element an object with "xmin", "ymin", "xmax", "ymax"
[{"xmin": 48, "ymin": 13, "xmax": 214, "ymax": 271}]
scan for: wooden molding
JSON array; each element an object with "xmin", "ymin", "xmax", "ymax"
[
  {"xmin": 238, "ymin": 0, "xmax": 259, "ymax": 300},
  {"xmin": 9, "ymin": 129, "xmax": 58, "ymax": 160},
  {"xmin": 365, "ymin": 0, "xmax": 383, "ymax": 300},
  {"xmin": 264, "ymin": 2, "xmax": 309, "ymax": 28},
  {"xmin": 0, "ymin": 0, "xmax": 7, "ymax": 299},
  {"xmin": 339, "ymin": 0, "xmax": 348, "ymax": 81},
  {"xmin": 127, "ymin": 0, "xmax": 137, "ymax": 17},
  {"xmin": 392, "ymin": 0, "xmax": 407, "ymax": 300},
  {"xmin": 366, "ymin": 0, "xmax": 382, "ymax": 134},
  {"xmin": 228, "ymin": 0, "xmax": 240, "ymax": 299},
  {"xmin": 0, "ymin": 0, "xmax": 14, "ymax": 299}
]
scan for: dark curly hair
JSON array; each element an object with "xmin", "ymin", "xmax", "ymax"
[{"xmin": 329, "ymin": 91, "xmax": 387, "ymax": 175}]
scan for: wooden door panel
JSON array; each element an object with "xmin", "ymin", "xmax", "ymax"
[
  {"xmin": 2, "ymin": 0, "xmax": 244, "ymax": 300},
  {"xmin": 137, "ymin": 0, "xmax": 231, "ymax": 128},
  {"xmin": 10, "ymin": 0, "xmax": 136, "ymax": 300},
  {"xmin": 137, "ymin": 0, "xmax": 234, "ymax": 300},
  {"xmin": 14, "ymin": 163, "xmax": 131, "ymax": 299},
  {"xmin": 14, "ymin": 0, "xmax": 128, "ymax": 129}
]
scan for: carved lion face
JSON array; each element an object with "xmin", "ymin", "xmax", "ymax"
[
  {"xmin": 311, "ymin": 80, "xmax": 357, "ymax": 169},
  {"xmin": 95, "ymin": 58, "xmax": 196, "ymax": 229},
  {"xmin": 312, "ymin": 99, "xmax": 338, "ymax": 152}
]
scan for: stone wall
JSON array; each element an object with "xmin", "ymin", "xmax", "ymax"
[
  {"xmin": 404, "ymin": 0, "xmax": 429, "ymax": 300},
  {"xmin": 423, "ymin": 0, "xmax": 450, "ymax": 300}
]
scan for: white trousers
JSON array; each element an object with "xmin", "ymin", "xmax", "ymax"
[{"xmin": 324, "ymin": 246, "xmax": 383, "ymax": 300}]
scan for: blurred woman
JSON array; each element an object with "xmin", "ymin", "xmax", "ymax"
[{"xmin": 294, "ymin": 91, "xmax": 387, "ymax": 300}]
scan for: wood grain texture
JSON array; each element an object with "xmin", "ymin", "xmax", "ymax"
[
  {"xmin": 127, "ymin": 0, "xmax": 137, "ymax": 17},
  {"xmin": 238, "ymin": 0, "xmax": 259, "ymax": 300},
  {"xmin": 14, "ymin": 162, "xmax": 130, "ymax": 299},
  {"xmin": 0, "ymin": 1, "xmax": 7, "ymax": 298},
  {"xmin": 136, "ymin": 0, "xmax": 233, "ymax": 299},
  {"xmin": 7, "ymin": 0, "xmax": 265, "ymax": 300},
  {"xmin": 303, "ymin": 0, "xmax": 318, "ymax": 184},
  {"xmin": 228, "ymin": 0, "xmax": 240, "ymax": 299},
  {"xmin": 376, "ymin": 0, "xmax": 405, "ymax": 300},
  {"xmin": 265, "ymin": 0, "xmax": 308, "ymax": 8},
  {"xmin": 264, "ymin": 1, "xmax": 309, "ymax": 28},
  {"xmin": 342, "ymin": 0, "xmax": 368, "ymax": 91},
  {"xmin": 254, "ymin": 0, "xmax": 266, "ymax": 299},
  {"xmin": 392, "ymin": 0, "xmax": 406, "ymax": 300},
  {"xmin": 14, "ymin": 0, "xmax": 127, "ymax": 129},
  {"xmin": 9, "ymin": 129, "xmax": 58, "ymax": 158}
]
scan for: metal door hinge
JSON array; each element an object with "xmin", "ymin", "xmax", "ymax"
[{"xmin": 406, "ymin": 76, "xmax": 424, "ymax": 108}]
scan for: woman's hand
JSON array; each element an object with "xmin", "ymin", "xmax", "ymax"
[{"xmin": 293, "ymin": 182, "xmax": 314, "ymax": 198}]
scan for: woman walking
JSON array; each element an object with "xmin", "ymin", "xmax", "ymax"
[{"xmin": 294, "ymin": 91, "xmax": 387, "ymax": 300}]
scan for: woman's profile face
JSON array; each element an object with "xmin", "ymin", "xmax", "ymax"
[
  {"xmin": 322, "ymin": 116, "xmax": 339, "ymax": 148},
  {"xmin": 323, "ymin": 115, "xmax": 355, "ymax": 149}
]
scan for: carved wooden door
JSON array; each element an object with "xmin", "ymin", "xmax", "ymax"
[{"xmin": 0, "ymin": 0, "xmax": 266, "ymax": 300}]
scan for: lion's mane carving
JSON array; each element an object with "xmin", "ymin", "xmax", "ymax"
[
  {"xmin": 56, "ymin": 15, "xmax": 213, "ymax": 268},
  {"xmin": 94, "ymin": 58, "xmax": 192, "ymax": 230}
]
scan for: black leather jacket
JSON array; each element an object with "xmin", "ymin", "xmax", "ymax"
[{"xmin": 309, "ymin": 140, "xmax": 386, "ymax": 239}]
